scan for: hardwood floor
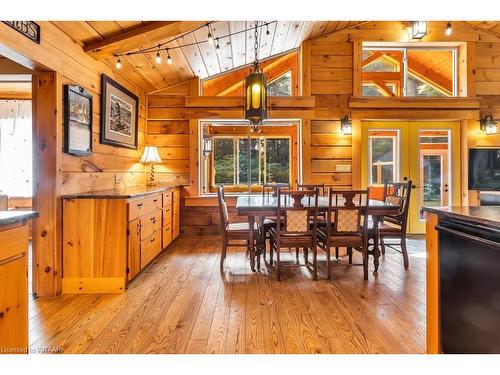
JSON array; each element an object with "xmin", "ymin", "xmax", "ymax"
[{"xmin": 29, "ymin": 236, "xmax": 426, "ymax": 354}]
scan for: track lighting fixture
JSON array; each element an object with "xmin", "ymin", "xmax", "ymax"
[
  {"xmin": 207, "ymin": 25, "xmax": 214, "ymax": 45},
  {"xmin": 113, "ymin": 21, "xmax": 277, "ymax": 64}
]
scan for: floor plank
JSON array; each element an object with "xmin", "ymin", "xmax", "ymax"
[{"xmin": 29, "ymin": 236, "xmax": 426, "ymax": 354}]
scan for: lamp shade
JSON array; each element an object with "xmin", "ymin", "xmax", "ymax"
[
  {"xmin": 245, "ymin": 64, "xmax": 268, "ymax": 125},
  {"xmin": 140, "ymin": 146, "xmax": 163, "ymax": 164}
]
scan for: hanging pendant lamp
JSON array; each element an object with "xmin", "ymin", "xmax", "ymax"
[{"xmin": 245, "ymin": 22, "xmax": 267, "ymax": 131}]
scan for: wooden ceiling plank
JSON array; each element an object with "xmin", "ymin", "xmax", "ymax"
[
  {"xmin": 84, "ymin": 21, "xmax": 208, "ymax": 58},
  {"xmin": 163, "ymin": 39, "xmax": 194, "ymax": 81},
  {"xmin": 259, "ymin": 22, "xmax": 277, "ymax": 60},
  {"xmin": 229, "ymin": 21, "xmax": 247, "ymax": 68},
  {"xmin": 323, "ymin": 21, "xmax": 340, "ymax": 35},
  {"xmin": 178, "ymin": 32, "xmax": 209, "ymax": 79},
  {"xmin": 309, "ymin": 21, "xmax": 328, "ymax": 39},
  {"xmin": 50, "ymin": 21, "xmax": 102, "ymax": 46},
  {"xmin": 283, "ymin": 21, "xmax": 304, "ymax": 52},
  {"xmin": 212, "ymin": 21, "xmax": 233, "ymax": 73},
  {"xmin": 271, "ymin": 21, "xmax": 291, "ymax": 56},
  {"xmin": 245, "ymin": 21, "xmax": 258, "ymax": 65},
  {"xmin": 193, "ymin": 24, "xmax": 221, "ymax": 76},
  {"xmin": 294, "ymin": 22, "xmax": 314, "ymax": 49}
]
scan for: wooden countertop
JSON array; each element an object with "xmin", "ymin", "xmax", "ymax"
[
  {"xmin": 62, "ymin": 184, "xmax": 183, "ymax": 200},
  {"xmin": 422, "ymin": 206, "xmax": 500, "ymax": 228},
  {"xmin": 0, "ymin": 210, "xmax": 39, "ymax": 227}
]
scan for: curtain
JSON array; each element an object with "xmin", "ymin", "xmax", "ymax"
[{"xmin": 0, "ymin": 100, "xmax": 32, "ymax": 197}]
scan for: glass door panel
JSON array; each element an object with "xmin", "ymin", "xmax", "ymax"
[
  {"xmin": 361, "ymin": 122, "xmax": 408, "ymax": 201},
  {"xmin": 409, "ymin": 122, "xmax": 460, "ymax": 233},
  {"xmin": 362, "ymin": 121, "xmax": 460, "ymax": 234}
]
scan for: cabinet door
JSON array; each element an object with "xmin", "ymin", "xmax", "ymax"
[
  {"xmin": 0, "ymin": 253, "xmax": 28, "ymax": 353},
  {"xmin": 172, "ymin": 189, "xmax": 180, "ymax": 239},
  {"xmin": 127, "ymin": 219, "xmax": 141, "ymax": 281}
]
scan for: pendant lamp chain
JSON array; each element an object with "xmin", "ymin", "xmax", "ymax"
[{"xmin": 254, "ymin": 22, "xmax": 259, "ymax": 64}]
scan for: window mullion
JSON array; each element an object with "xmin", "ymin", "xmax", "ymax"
[{"xmin": 235, "ymin": 136, "xmax": 239, "ymax": 186}]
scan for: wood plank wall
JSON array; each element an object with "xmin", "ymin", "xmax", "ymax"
[
  {"xmin": 0, "ymin": 21, "xmax": 148, "ymax": 196},
  {"xmin": 0, "ymin": 22, "xmax": 147, "ymax": 296},
  {"xmin": 146, "ymin": 80, "xmax": 195, "ymax": 188},
  {"xmin": 147, "ymin": 21, "xmax": 500, "ymax": 236},
  {"xmin": 309, "ymin": 39, "xmax": 355, "ymax": 189}
]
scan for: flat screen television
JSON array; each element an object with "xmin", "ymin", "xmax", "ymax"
[{"xmin": 469, "ymin": 148, "xmax": 500, "ymax": 191}]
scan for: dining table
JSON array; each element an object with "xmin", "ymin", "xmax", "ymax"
[{"xmin": 235, "ymin": 194, "xmax": 401, "ymax": 273}]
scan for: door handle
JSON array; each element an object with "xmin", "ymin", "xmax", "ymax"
[
  {"xmin": 411, "ymin": 184, "xmax": 419, "ymax": 189},
  {"xmin": 403, "ymin": 176, "xmax": 408, "ymax": 181}
]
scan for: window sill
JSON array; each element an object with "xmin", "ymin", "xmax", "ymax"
[
  {"xmin": 185, "ymin": 194, "xmax": 254, "ymax": 207},
  {"xmin": 349, "ymin": 96, "xmax": 480, "ymax": 109}
]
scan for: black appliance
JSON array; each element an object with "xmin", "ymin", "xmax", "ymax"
[{"xmin": 436, "ymin": 217, "xmax": 500, "ymax": 353}]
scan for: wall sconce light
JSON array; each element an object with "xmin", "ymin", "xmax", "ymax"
[
  {"xmin": 341, "ymin": 115, "xmax": 352, "ymax": 135},
  {"xmin": 480, "ymin": 115, "xmax": 497, "ymax": 135},
  {"xmin": 202, "ymin": 123, "xmax": 212, "ymax": 158},
  {"xmin": 410, "ymin": 21, "xmax": 428, "ymax": 39}
]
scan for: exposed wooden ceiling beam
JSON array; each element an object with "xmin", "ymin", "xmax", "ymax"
[{"xmin": 84, "ymin": 21, "xmax": 208, "ymax": 58}]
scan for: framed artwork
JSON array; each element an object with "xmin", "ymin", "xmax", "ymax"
[
  {"xmin": 64, "ymin": 85, "xmax": 93, "ymax": 156},
  {"xmin": 100, "ymin": 74, "xmax": 139, "ymax": 149}
]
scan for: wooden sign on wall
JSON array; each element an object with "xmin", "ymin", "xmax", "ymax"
[{"xmin": 2, "ymin": 21, "xmax": 40, "ymax": 44}]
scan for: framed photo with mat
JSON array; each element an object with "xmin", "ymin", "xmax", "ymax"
[
  {"xmin": 100, "ymin": 74, "xmax": 139, "ymax": 149},
  {"xmin": 63, "ymin": 84, "xmax": 93, "ymax": 156}
]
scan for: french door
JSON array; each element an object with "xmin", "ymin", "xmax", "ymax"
[{"xmin": 362, "ymin": 121, "xmax": 461, "ymax": 234}]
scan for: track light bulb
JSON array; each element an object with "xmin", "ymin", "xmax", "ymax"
[
  {"xmin": 167, "ymin": 52, "xmax": 172, "ymax": 65},
  {"xmin": 155, "ymin": 51, "xmax": 162, "ymax": 64},
  {"xmin": 208, "ymin": 32, "xmax": 214, "ymax": 45},
  {"xmin": 215, "ymin": 39, "xmax": 220, "ymax": 52},
  {"xmin": 445, "ymin": 22, "xmax": 452, "ymax": 36},
  {"xmin": 115, "ymin": 58, "xmax": 122, "ymax": 69}
]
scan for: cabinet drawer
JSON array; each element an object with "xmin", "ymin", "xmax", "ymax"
[
  {"xmin": 140, "ymin": 230, "xmax": 162, "ymax": 268},
  {"xmin": 162, "ymin": 225, "xmax": 172, "ymax": 248},
  {"xmin": 0, "ymin": 224, "xmax": 28, "ymax": 262},
  {"xmin": 140, "ymin": 209, "xmax": 162, "ymax": 240},
  {"xmin": 162, "ymin": 206, "xmax": 172, "ymax": 226},
  {"xmin": 151, "ymin": 194, "xmax": 162, "ymax": 210},
  {"xmin": 128, "ymin": 194, "xmax": 161, "ymax": 221},
  {"xmin": 162, "ymin": 191, "xmax": 172, "ymax": 207}
]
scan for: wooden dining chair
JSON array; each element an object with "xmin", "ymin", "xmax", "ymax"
[
  {"xmin": 217, "ymin": 185, "xmax": 260, "ymax": 270},
  {"xmin": 268, "ymin": 189, "xmax": 320, "ymax": 281},
  {"xmin": 317, "ymin": 189, "xmax": 370, "ymax": 280},
  {"xmin": 375, "ymin": 180, "xmax": 412, "ymax": 269},
  {"xmin": 260, "ymin": 182, "xmax": 291, "ymax": 254},
  {"xmin": 298, "ymin": 183, "xmax": 326, "ymax": 196}
]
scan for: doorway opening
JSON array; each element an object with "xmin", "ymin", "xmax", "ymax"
[
  {"xmin": 361, "ymin": 120, "xmax": 460, "ymax": 234},
  {"xmin": 0, "ymin": 57, "xmax": 35, "ymax": 296}
]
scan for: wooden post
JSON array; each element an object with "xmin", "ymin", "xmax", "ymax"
[
  {"xmin": 32, "ymin": 71, "xmax": 62, "ymax": 297},
  {"xmin": 300, "ymin": 40, "xmax": 311, "ymax": 97},
  {"xmin": 352, "ymin": 40, "xmax": 362, "ymax": 97},
  {"xmin": 301, "ymin": 119, "xmax": 311, "ymax": 184},
  {"xmin": 189, "ymin": 77, "xmax": 201, "ymax": 197},
  {"xmin": 351, "ymin": 119, "xmax": 362, "ymax": 189},
  {"xmin": 426, "ymin": 212, "xmax": 441, "ymax": 353}
]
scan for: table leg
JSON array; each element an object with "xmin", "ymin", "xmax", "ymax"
[
  {"xmin": 248, "ymin": 215, "xmax": 256, "ymax": 272},
  {"xmin": 372, "ymin": 215, "xmax": 381, "ymax": 274}
]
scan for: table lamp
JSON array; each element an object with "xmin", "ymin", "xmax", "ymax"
[{"xmin": 140, "ymin": 146, "xmax": 163, "ymax": 186}]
